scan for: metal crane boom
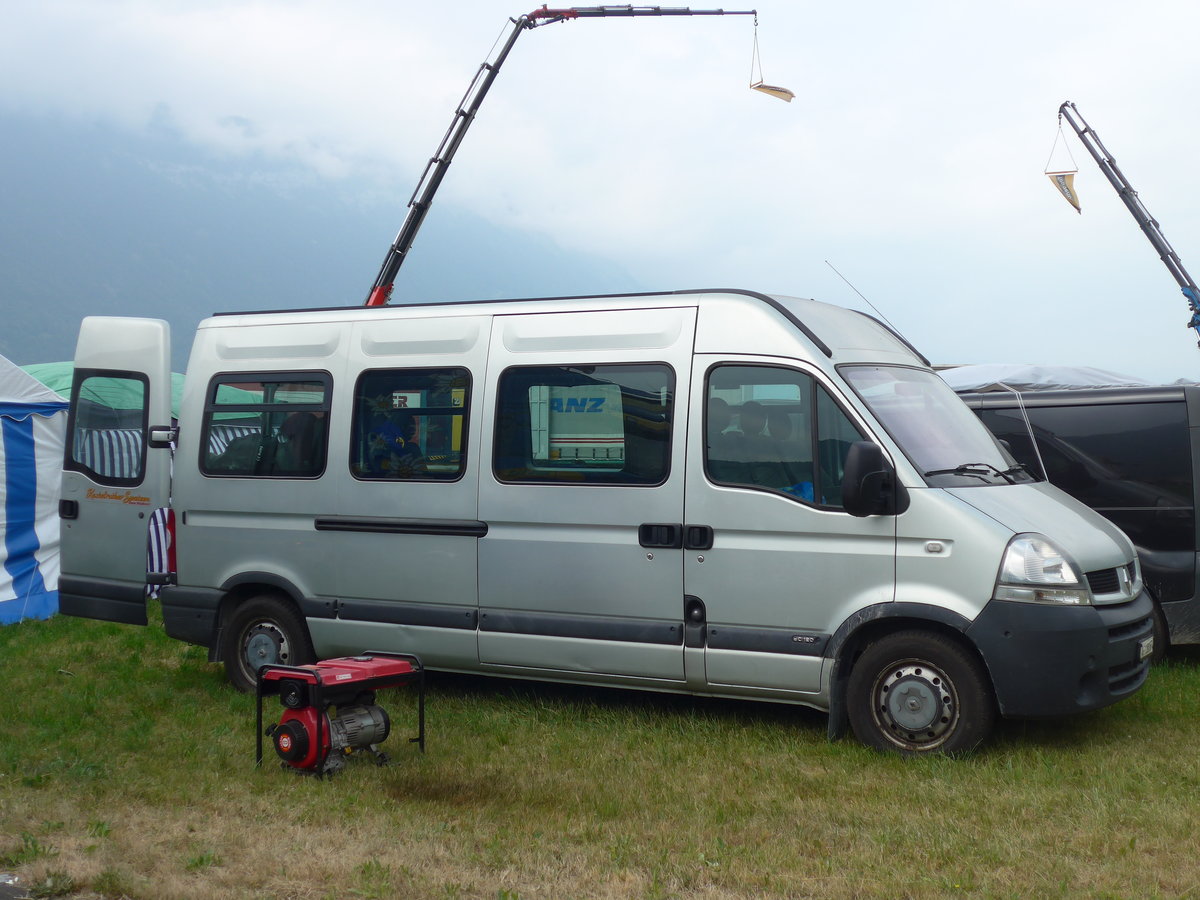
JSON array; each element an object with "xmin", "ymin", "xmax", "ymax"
[
  {"xmin": 1058, "ymin": 101, "xmax": 1200, "ymax": 343},
  {"xmin": 364, "ymin": 5, "xmax": 757, "ymax": 307}
]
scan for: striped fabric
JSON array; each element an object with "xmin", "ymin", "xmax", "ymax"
[
  {"xmin": 207, "ymin": 423, "xmax": 261, "ymax": 456},
  {"xmin": 74, "ymin": 424, "xmax": 263, "ymax": 478},
  {"xmin": 73, "ymin": 427, "xmax": 143, "ymax": 480},
  {"xmin": 146, "ymin": 507, "xmax": 175, "ymax": 600},
  {"xmin": 1, "ymin": 412, "xmax": 65, "ymax": 624}
]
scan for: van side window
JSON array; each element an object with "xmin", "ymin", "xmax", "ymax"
[
  {"xmin": 706, "ymin": 365, "xmax": 865, "ymax": 508},
  {"xmin": 494, "ymin": 364, "xmax": 673, "ymax": 485},
  {"xmin": 200, "ymin": 372, "xmax": 331, "ymax": 478},
  {"xmin": 350, "ymin": 368, "xmax": 470, "ymax": 481},
  {"xmin": 65, "ymin": 371, "xmax": 148, "ymax": 485}
]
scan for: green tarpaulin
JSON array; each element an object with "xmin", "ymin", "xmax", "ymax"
[{"xmin": 21, "ymin": 362, "xmax": 184, "ymax": 416}]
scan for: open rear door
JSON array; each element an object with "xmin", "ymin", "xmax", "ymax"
[{"xmin": 58, "ymin": 317, "xmax": 173, "ymax": 625}]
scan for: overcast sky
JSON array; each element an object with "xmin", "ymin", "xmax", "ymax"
[{"xmin": 4, "ymin": 0, "xmax": 1200, "ymax": 381}]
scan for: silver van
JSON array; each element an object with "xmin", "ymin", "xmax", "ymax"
[{"xmin": 58, "ymin": 290, "xmax": 1154, "ymax": 753}]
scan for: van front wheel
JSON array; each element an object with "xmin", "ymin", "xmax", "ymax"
[
  {"xmin": 221, "ymin": 595, "xmax": 315, "ymax": 692},
  {"xmin": 847, "ymin": 630, "xmax": 994, "ymax": 754}
]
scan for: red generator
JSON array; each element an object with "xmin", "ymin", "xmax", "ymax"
[{"xmin": 256, "ymin": 651, "xmax": 425, "ymax": 777}]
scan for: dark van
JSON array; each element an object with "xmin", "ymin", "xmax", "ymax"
[{"xmin": 954, "ymin": 380, "xmax": 1199, "ymax": 653}]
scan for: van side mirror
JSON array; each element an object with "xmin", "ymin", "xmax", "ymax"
[{"xmin": 842, "ymin": 441, "xmax": 908, "ymax": 518}]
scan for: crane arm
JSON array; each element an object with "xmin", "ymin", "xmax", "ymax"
[
  {"xmin": 1058, "ymin": 101, "xmax": 1200, "ymax": 343},
  {"xmin": 364, "ymin": 5, "xmax": 756, "ymax": 307}
]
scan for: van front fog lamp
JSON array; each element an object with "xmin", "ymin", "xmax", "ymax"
[{"xmin": 994, "ymin": 534, "xmax": 1091, "ymax": 605}]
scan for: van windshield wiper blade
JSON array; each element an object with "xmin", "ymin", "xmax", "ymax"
[{"xmin": 923, "ymin": 462, "xmax": 1017, "ymax": 484}]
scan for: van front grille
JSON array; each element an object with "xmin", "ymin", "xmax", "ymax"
[{"xmin": 1087, "ymin": 568, "xmax": 1120, "ymax": 594}]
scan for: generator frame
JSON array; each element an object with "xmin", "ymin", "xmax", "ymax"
[{"xmin": 255, "ymin": 651, "xmax": 426, "ymax": 775}]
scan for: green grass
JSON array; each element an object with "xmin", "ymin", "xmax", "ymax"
[{"xmin": 2, "ymin": 607, "xmax": 1200, "ymax": 898}]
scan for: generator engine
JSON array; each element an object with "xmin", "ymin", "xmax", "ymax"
[{"xmin": 256, "ymin": 652, "xmax": 424, "ymax": 777}]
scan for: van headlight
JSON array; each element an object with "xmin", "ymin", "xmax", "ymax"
[{"xmin": 994, "ymin": 534, "xmax": 1091, "ymax": 605}]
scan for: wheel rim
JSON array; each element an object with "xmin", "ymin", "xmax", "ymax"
[
  {"xmin": 241, "ymin": 621, "xmax": 291, "ymax": 677},
  {"xmin": 870, "ymin": 658, "xmax": 960, "ymax": 751}
]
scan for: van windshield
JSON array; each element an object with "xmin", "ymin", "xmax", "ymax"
[{"xmin": 842, "ymin": 365, "xmax": 1033, "ymax": 487}]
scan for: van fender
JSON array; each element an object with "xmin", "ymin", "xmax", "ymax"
[
  {"xmin": 209, "ymin": 571, "xmax": 333, "ymax": 662},
  {"xmin": 824, "ymin": 602, "xmax": 974, "ymax": 741}
]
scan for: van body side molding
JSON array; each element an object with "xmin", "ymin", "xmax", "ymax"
[
  {"xmin": 314, "ymin": 516, "xmax": 488, "ymax": 537},
  {"xmin": 705, "ymin": 624, "xmax": 829, "ymax": 657},
  {"xmin": 337, "ymin": 598, "xmax": 478, "ymax": 630},
  {"xmin": 480, "ymin": 609, "xmax": 683, "ymax": 645}
]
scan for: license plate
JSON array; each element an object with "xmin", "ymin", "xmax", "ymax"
[{"xmin": 1138, "ymin": 635, "xmax": 1155, "ymax": 661}]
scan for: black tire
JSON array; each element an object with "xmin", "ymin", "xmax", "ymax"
[
  {"xmin": 847, "ymin": 630, "xmax": 995, "ymax": 755},
  {"xmin": 220, "ymin": 595, "xmax": 315, "ymax": 692}
]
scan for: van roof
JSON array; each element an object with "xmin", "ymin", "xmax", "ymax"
[{"xmin": 204, "ymin": 288, "xmax": 926, "ymax": 367}]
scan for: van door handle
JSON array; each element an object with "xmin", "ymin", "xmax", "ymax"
[
  {"xmin": 639, "ymin": 523, "xmax": 682, "ymax": 549},
  {"xmin": 684, "ymin": 525, "xmax": 713, "ymax": 550}
]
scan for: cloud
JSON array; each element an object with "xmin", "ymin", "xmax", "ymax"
[{"xmin": 4, "ymin": 0, "xmax": 1200, "ymax": 380}]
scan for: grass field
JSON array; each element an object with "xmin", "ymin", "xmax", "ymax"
[{"xmin": 2, "ymin": 607, "xmax": 1199, "ymax": 899}]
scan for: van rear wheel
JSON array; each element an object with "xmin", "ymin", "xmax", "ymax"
[
  {"xmin": 221, "ymin": 595, "xmax": 314, "ymax": 692},
  {"xmin": 847, "ymin": 630, "xmax": 994, "ymax": 754}
]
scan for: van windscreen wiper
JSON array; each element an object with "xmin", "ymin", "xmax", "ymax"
[{"xmin": 923, "ymin": 462, "xmax": 1018, "ymax": 484}]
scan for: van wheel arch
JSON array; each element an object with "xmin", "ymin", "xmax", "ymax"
[
  {"xmin": 846, "ymin": 628, "xmax": 996, "ymax": 754},
  {"xmin": 825, "ymin": 605, "xmax": 983, "ymax": 743},
  {"xmin": 216, "ymin": 589, "xmax": 315, "ymax": 692},
  {"xmin": 210, "ymin": 571, "xmax": 313, "ymax": 661}
]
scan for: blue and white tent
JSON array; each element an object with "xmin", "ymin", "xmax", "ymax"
[{"xmin": 0, "ymin": 355, "xmax": 68, "ymax": 625}]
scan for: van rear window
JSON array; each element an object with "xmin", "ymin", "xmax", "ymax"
[
  {"xmin": 65, "ymin": 371, "xmax": 148, "ymax": 485},
  {"xmin": 200, "ymin": 372, "xmax": 331, "ymax": 478},
  {"xmin": 494, "ymin": 364, "xmax": 673, "ymax": 485}
]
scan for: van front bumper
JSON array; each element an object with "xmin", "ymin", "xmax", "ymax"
[{"xmin": 966, "ymin": 589, "xmax": 1154, "ymax": 718}]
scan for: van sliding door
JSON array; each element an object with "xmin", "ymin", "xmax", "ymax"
[
  {"xmin": 478, "ymin": 307, "xmax": 696, "ymax": 684},
  {"xmin": 312, "ymin": 315, "xmax": 490, "ymax": 668}
]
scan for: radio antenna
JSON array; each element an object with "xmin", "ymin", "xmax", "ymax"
[
  {"xmin": 826, "ymin": 260, "xmax": 929, "ymax": 366},
  {"xmin": 825, "ymin": 260, "xmax": 901, "ymax": 333}
]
